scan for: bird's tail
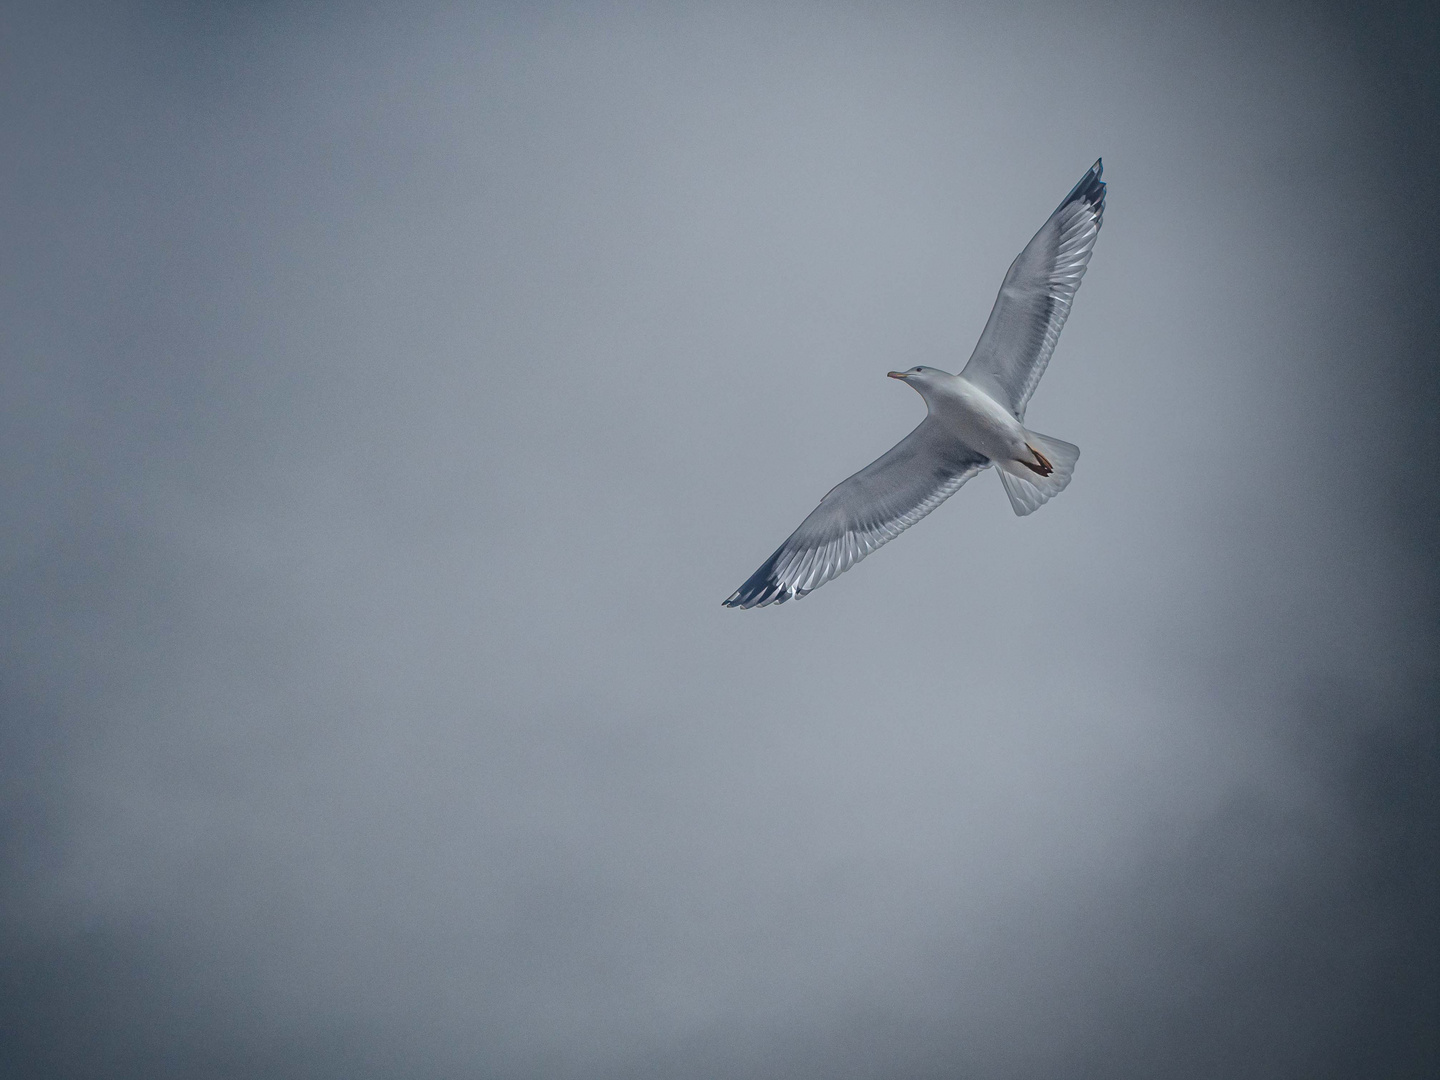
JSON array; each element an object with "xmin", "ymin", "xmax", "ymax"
[{"xmin": 997, "ymin": 431, "xmax": 1079, "ymax": 516}]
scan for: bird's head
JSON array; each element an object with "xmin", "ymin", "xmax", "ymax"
[{"xmin": 887, "ymin": 365, "xmax": 950, "ymax": 399}]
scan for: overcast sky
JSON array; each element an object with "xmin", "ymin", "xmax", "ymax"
[{"xmin": 2, "ymin": 2, "xmax": 1437, "ymax": 1077}]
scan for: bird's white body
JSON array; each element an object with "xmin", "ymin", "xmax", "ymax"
[
  {"xmin": 919, "ymin": 373, "xmax": 1031, "ymax": 465},
  {"xmin": 888, "ymin": 365, "xmax": 1082, "ymax": 518},
  {"xmin": 724, "ymin": 160, "xmax": 1105, "ymax": 608}
]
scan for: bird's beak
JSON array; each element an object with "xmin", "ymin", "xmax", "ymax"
[{"xmin": 887, "ymin": 371, "xmax": 909, "ymax": 380}]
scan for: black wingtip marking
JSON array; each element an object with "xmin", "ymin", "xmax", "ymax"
[
  {"xmin": 1058, "ymin": 158, "xmax": 1106, "ymax": 222},
  {"xmin": 723, "ymin": 546, "xmax": 789, "ymax": 609}
]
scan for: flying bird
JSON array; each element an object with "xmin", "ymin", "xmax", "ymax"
[{"xmin": 724, "ymin": 159, "xmax": 1105, "ymax": 608}]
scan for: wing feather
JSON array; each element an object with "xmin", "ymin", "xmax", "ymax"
[
  {"xmin": 723, "ymin": 420, "xmax": 989, "ymax": 608},
  {"xmin": 960, "ymin": 160, "xmax": 1105, "ymax": 419}
]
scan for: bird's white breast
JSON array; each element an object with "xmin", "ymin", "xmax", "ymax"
[{"xmin": 934, "ymin": 375, "xmax": 1029, "ymax": 462}]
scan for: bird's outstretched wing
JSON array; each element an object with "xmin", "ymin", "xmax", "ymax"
[
  {"xmin": 723, "ymin": 420, "xmax": 989, "ymax": 608},
  {"xmin": 960, "ymin": 160, "xmax": 1105, "ymax": 420}
]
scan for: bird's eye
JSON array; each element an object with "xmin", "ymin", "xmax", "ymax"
[{"xmin": 913, "ymin": 367, "xmax": 922, "ymax": 373}]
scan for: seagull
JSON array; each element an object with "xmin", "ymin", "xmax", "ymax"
[{"xmin": 724, "ymin": 159, "xmax": 1105, "ymax": 608}]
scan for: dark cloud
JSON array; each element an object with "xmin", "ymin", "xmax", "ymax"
[{"xmin": 2, "ymin": 1, "xmax": 1436, "ymax": 1077}]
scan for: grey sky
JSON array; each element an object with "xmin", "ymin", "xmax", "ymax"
[{"xmin": 2, "ymin": 2, "xmax": 1437, "ymax": 1077}]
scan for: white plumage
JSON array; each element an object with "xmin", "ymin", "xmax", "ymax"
[{"xmin": 724, "ymin": 160, "xmax": 1105, "ymax": 609}]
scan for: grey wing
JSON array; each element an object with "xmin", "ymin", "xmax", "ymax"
[
  {"xmin": 961, "ymin": 159, "xmax": 1105, "ymax": 420},
  {"xmin": 723, "ymin": 419, "xmax": 989, "ymax": 608}
]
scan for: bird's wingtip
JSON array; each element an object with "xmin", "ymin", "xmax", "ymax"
[{"xmin": 1057, "ymin": 158, "xmax": 1106, "ymax": 218}]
